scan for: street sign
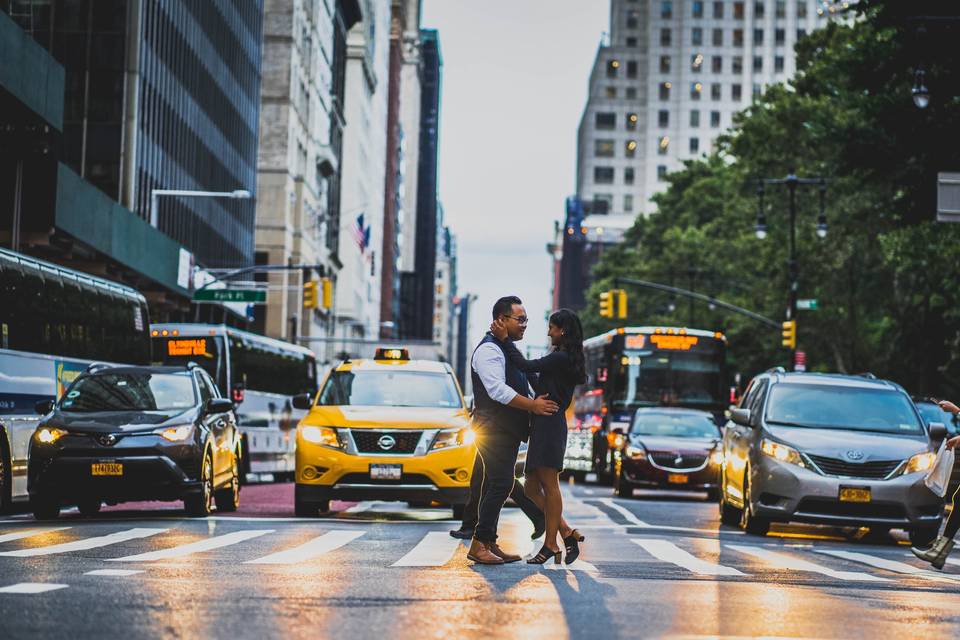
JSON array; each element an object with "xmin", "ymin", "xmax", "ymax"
[
  {"xmin": 193, "ymin": 289, "xmax": 265, "ymax": 303},
  {"xmin": 797, "ymin": 299, "xmax": 818, "ymax": 310},
  {"xmin": 937, "ymin": 172, "xmax": 960, "ymax": 222}
]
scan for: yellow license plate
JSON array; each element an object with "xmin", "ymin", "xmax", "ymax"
[
  {"xmin": 91, "ymin": 463, "xmax": 123, "ymax": 476},
  {"xmin": 839, "ymin": 487, "xmax": 871, "ymax": 503},
  {"xmin": 667, "ymin": 473, "xmax": 689, "ymax": 484}
]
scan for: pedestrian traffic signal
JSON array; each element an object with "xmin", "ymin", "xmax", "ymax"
[
  {"xmin": 781, "ymin": 320, "xmax": 796, "ymax": 349},
  {"xmin": 321, "ymin": 277, "xmax": 333, "ymax": 309},
  {"xmin": 599, "ymin": 291, "xmax": 614, "ymax": 318},
  {"xmin": 303, "ymin": 280, "xmax": 318, "ymax": 309},
  {"xmin": 616, "ymin": 289, "xmax": 628, "ymax": 319}
]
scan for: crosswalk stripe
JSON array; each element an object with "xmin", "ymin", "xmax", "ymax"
[
  {"xmin": 596, "ymin": 498, "xmax": 650, "ymax": 527},
  {"xmin": 245, "ymin": 530, "xmax": 363, "ymax": 565},
  {"xmin": 632, "ymin": 539, "xmax": 745, "ymax": 576},
  {"xmin": 0, "ymin": 528, "xmax": 166, "ymax": 558},
  {"xmin": 819, "ymin": 549, "xmax": 960, "ymax": 584},
  {"xmin": 545, "ymin": 559, "xmax": 599, "ymax": 572},
  {"xmin": 727, "ymin": 544, "xmax": 887, "ymax": 581},
  {"xmin": 0, "ymin": 527, "xmax": 71, "ymax": 544},
  {"xmin": 109, "ymin": 529, "xmax": 273, "ymax": 562},
  {"xmin": 84, "ymin": 569, "xmax": 143, "ymax": 577},
  {"xmin": 392, "ymin": 531, "xmax": 461, "ymax": 567},
  {"xmin": 0, "ymin": 583, "xmax": 69, "ymax": 594}
]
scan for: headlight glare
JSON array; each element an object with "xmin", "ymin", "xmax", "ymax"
[
  {"xmin": 159, "ymin": 425, "xmax": 194, "ymax": 442},
  {"xmin": 761, "ymin": 438, "xmax": 805, "ymax": 467},
  {"xmin": 35, "ymin": 427, "xmax": 67, "ymax": 444},
  {"xmin": 905, "ymin": 452, "xmax": 936, "ymax": 474},
  {"xmin": 431, "ymin": 427, "xmax": 475, "ymax": 451},
  {"xmin": 625, "ymin": 444, "xmax": 647, "ymax": 460},
  {"xmin": 709, "ymin": 448, "xmax": 725, "ymax": 465},
  {"xmin": 301, "ymin": 425, "xmax": 341, "ymax": 448}
]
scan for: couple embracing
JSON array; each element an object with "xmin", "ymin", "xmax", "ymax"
[{"xmin": 454, "ymin": 295, "xmax": 587, "ymax": 565}]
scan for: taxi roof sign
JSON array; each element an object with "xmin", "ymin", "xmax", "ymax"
[{"xmin": 374, "ymin": 347, "xmax": 410, "ymax": 361}]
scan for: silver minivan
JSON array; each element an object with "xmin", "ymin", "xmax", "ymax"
[{"xmin": 719, "ymin": 370, "xmax": 946, "ymax": 546}]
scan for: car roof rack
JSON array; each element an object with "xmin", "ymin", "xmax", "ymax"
[
  {"xmin": 84, "ymin": 362, "xmax": 114, "ymax": 373},
  {"xmin": 855, "ymin": 372, "xmax": 877, "ymax": 379},
  {"xmin": 765, "ymin": 366, "xmax": 786, "ymax": 375}
]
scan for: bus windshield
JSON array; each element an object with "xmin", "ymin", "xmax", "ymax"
[
  {"xmin": 153, "ymin": 336, "xmax": 226, "ymax": 391},
  {"xmin": 614, "ymin": 350, "xmax": 722, "ymax": 408}
]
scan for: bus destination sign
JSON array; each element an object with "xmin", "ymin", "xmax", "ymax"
[
  {"xmin": 167, "ymin": 338, "xmax": 208, "ymax": 357},
  {"xmin": 650, "ymin": 334, "xmax": 700, "ymax": 351}
]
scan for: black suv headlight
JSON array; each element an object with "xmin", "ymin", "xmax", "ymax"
[{"xmin": 34, "ymin": 427, "xmax": 67, "ymax": 445}]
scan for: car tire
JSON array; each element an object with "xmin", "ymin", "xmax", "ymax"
[
  {"xmin": 0, "ymin": 427, "xmax": 11, "ymax": 514},
  {"xmin": 705, "ymin": 487, "xmax": 720, "ymax": 502},
  {"xmin": 214, "ymin": 457, "xmax": 240, "ymax": 513},
  {"xmin": 184, "ymin": 453, "xmax": 215, "ymax": 517},
  {"xmin": 31, "ymin": 495, "xmax": 60, "ymax": 521},
  {"xmin": 909, "ymin": 525, "xmax": 940, "ymax": 548},
  {"xmin": 614, "ymin": 469, "xmax": 635, "ymax": 498},
  {"xmin": 739, "ymin": 474, "xmax": 770, "ymax": 536},
  {"xmin": 294, "ymin": 498, "xmax": 319, "ymax": 517},
  {"xmin": 718, "ymin": 484, "xmax": 742, "ymax": 527},
  {"xmin": 77, "ymin": 499, "xmax": 101, "ymax": 517}
]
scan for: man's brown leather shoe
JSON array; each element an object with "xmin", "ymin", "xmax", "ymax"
[
  {"xmin": 488, "ymin": 542, "xmax": 521, "ymax": 563},
  {"xmin": 467, "ymin": 539, "xmax": 504, "ymax": 565}
]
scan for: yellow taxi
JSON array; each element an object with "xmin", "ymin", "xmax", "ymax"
[{"xmin": 291, "ymin": 348, "xmax": 475, "ymax": 517}]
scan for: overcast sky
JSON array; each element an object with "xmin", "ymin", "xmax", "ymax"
[{"xmin": 421, "ymin": 0, "xmax": 609, "ymax": 356}]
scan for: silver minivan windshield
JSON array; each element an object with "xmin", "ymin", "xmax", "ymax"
[{"xmin": 765, "ymin": 383, "xmax": 923, "ymax": 435}]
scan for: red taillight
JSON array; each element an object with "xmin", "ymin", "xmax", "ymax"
[{"xmin": 729, "ymin": 386, "xmax": 738, "ymax": 405}]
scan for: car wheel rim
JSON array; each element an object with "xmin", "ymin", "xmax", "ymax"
[
  {"xmin": 231, "ymin": 460, "xmax": 239, "ymax": 508},
  {"xmin": 203, "ymin": 458, "xmax": 213, "ymax": 512}
]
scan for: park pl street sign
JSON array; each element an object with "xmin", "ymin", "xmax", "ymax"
[
  {"xmin": 193, "ymin": 288, "xmax": 265, "ymax": 303},
  {"xmin": 797, "ymin": 299, "xmax": 818, "ymax": 311}
]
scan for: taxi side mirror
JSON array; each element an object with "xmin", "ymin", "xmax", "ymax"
[
  {"xmin": 730, "ymin": 408, "xmax": 752, "ymax": 427},
  {"xmin": 292, "ymin": 393, "xmax": 313, "ymax": 411},
  {"xmin": 204, "ymin": 398, "xmax": 234, "ymax": 415},
  {"xmin": 929, "ymin": 422, "xmax": 948, "ymax": 441}
]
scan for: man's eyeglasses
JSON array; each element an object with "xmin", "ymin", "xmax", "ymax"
[{"xmin": 503, "ymin": 315, "xmax": 529, "ymax": 325}]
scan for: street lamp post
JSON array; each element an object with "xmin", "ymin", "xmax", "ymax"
[
  {"xmin": 150, "ymin": 189, "xmax": 252, "ymax": 228},
  {"xmin": 755, "ymin": 168, "xmax": 827, "ymax": 368}
]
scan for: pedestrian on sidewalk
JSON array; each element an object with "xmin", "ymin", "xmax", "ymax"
[
  {"xmin": 491, "ymin": 308, "xmax": 587, "ymax": 565},
  {"xmin": 912, "ymin": 399, "xmax": 960, "ymax": 569}
]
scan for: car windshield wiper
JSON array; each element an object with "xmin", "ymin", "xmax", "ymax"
[{"xmin": 765, "ymin": 420, "xmax": 818, "ymax": 429}]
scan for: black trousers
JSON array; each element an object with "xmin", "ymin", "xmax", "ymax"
[
  {"xmin": 460, "ymin": 448, "xmax": 545, "ymax": 536},
  {"xmin": 471, "ymin": 431, "xmax": 544, "ymax": 543}
]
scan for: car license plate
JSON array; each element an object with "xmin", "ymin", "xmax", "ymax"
[
  {"xmin": 839, "ymin": 487, "xmax": 871, "ymax": 503},
  {"xmin": 667, "ymin": 473, "xmax": 689, "ymax": 484},
  {"xmin": 370, "ymin": 464, "xmax": 402, "ymax": 481},
  {"xmin": 91, "ymin": 463, "xmax": 123, "ymax": 477}
]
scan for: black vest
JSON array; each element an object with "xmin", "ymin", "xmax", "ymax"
[{"xmin": 471, "ymin": 333, "xmax": 531, "ymax": 441}]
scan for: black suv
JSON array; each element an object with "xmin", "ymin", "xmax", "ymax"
[{"xmin": 28, "ymin": 364, "xmax": 240, "ymax": 519}]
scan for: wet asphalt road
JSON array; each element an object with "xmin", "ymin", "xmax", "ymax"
[{"xmin": 1, "ymin": 481, "xmax": 959, "ymax": 639}]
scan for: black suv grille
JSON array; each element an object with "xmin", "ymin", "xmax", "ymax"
[
  {"xmin": 806, "ymin": 454, "xmax": 902, "ymax": 479},
  {"xmin": 352, "ymin": 430, "xmax": 422, "ymax": 454},
  {"xmin": 650, "ymin": 453, "xmax": 707, "ymax": 469}
]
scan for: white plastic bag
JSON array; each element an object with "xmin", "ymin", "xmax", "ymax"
[{"xmin": 924, "ymin": 440, "xmax": 955, "ymax": 498}]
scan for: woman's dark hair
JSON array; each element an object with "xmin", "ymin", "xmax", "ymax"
[{"xmin": 549, "ymin": 308, "xmax": 586, "ymax": 384}]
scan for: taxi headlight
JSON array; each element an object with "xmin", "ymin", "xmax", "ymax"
[
  {"xmin": 158, "ymin": 425, "xmax": 194, "ymax": 442},
  {"xmin": 625, "ymin": 444, "xmax": 647, "ymax": 460},
  {"xmin": 431, "ymin": 427, "xmax": 475, "ymax": 451},
  {"xmin": 301, "ymin": 425, "xmax": 342, "ymax": 449},
  {"xmin": 761, "ymin": 438, "xmax": 805, "ymax": 467},
  {"xmin": 34, "ymin": 427, "xmax": 67, "ymax": 445},
  {"xmin": 905, "ymin": 452, "xmax": 936, "ymax": 474},
  {"xmin": 709, "ymin": 448, "xmax": 725, "ymax": 466}
]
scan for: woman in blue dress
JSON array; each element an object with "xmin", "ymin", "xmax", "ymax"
[{"xmin": 492, "ymin": 308, "xmax": 587, "ymax": 564}]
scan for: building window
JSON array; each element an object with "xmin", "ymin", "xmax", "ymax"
[
  {"xmin": 596, "ymin": 112, "xmax": 616, "ymax": 129},
  {"xmin": 797, "ymin": 28, "xmax": 806, "ymax": 39},
  {"xmin": 712, "ymin": 28, "xmax": 723, "ymax": 46},
  {"xmin": 627, "ymin": 10, "xmax": 640, "ymax": 28},
  {"xmin": 658, "ymin": 110, "xmax": 670, "ymax": 126},
  {"xmin": 713, "ymin": 1, "xmax": 724, "ymax": 19},
  {"xmin": 593, "ymin": 194, "xmax": 613, "ymax": 212},
  {"xmin": 690, "ymin": 110, "xmax": 700, "ymax": 127},
  {"xmin": 774, "ymin": 55, "xmax": 784, "ymax": 72},
  {"xmin": 753, "ymin": 56, "xmax": 763, "ymax": 72},
  {"xmin": 658, "ymin": 165, "xmax": 668, "ymax": 181},
  {"xmin": 732, "ymin": 83, "xmax": 742, "ymax": 100},
  {"xmin": 624, "ymin": 194, "xmax": 634, "ymax": 212},
  {"xmin": 776, "ymin": 0, "xmax": 786, "ymax": 18},
  {"xmin": 711, "ymin": 83, "xmax": 721, "ymax": 100},
  {"xmin": 625, "ymin": 140, "xmax": 638, "ymax": 157},
  {"xmin": 734, "ymin": 2, "xmax": 745, "ymax": 19},
  {"xmin": 797, "ymin": 2, "xmax": 808, "ymax": 18},
  {"xmin": 690, "ymin": 137, "xmax": 700, "ymax": 153},
  {"xmin": 660, "ymin": 55, "xmax": 672, "ymax": 73},
  {"xmin": 710, "ymin": 111, "xmax": 721, "ymax": 127},
  {"xmin": 625, "ymin": 167, "xmax": 635, "ymax": 184},
  {"xmin": 658, "ymin": 136, "xmax": 670, "ymax": 154},
  {"xmin": 594, "ymin": 167, "xmax": 615, "ymax": 184},
  {"xmin": 733, "ymin": 56, "xmax": 743, "ymax": 73},
  {"xmin": 626, "ymin": 37, "xmax": 638, "ymax": 47},
  {"xmin": 733, "ymin": 29, "xmax": 744, "ymax": 47},
  {"xmin": 627, "ymin": 60, "xmax": 638, "ymax": 78},
  {"xmin": 690, "ymin": 82, "xmax": 702, "ymax": 100},
  {"xmin": 627, "ymin": 112, "xmax": 639, "ymax": 129},
  {"xmin": 605, "ymin": 86, "xmax": 618, "ymax": 98},
  {"xmin": 693, "ymin": 1, "xmax": 705, "ymax": 18},
  {"xmin": 607, "ymin": 60, "xmax": 620, "ymax": 78},
  {"xmin": 594, "ymin": 139, "xmax": 615, "ymax": 157},
  {"xmin": 753, "ymin": 82, "xmax": 762, "ymax": 97},
  {"xmin": 754, "ymin": 1, "xmax": 765, "ymax": 18},
  {"xmin": 659, "ymin": 82, "xmax": 672, "ymax": 100},
  {"xmin": 626, "ymin": 87, "xmax": 637, "ymax": 99},
  {"xmin": 754, "ymin": 28, "xmax": 763, "ymax": 45},
  {"xmin": 661, "ymin": 1, "xmax": 673, "ymax": 19},
  {"xmin": 661, "ymin": 28, "xmax": 672, "ymax": 46},
  {"xmin": 712, "ymin": 56, "xmax": 723, "ymax": 73},
  {"xmin": 693, "ymin": 27, "xmax": 703, "ymax": 46},
  {"xmin": 691, "ymin": 53, "xmax": 704, "ymax": 71}
]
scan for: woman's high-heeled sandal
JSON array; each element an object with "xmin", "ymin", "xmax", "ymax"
[
  {"xmin": 527, "ymin": 544, "xmax": 562, "ymax": 565},
  {"xmin": 563, "ymin": 530, "xmax": 585, "ymax": 565}
]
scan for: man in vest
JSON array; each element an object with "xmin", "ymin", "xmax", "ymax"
[{"xmin": 467, "ymin": 296, "xmax": 559, "ymax": 565}]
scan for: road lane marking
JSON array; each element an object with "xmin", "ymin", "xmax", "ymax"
[
  {"xmin": 345, "ymin": 502, "xmax": 375, "ymax": 513},
  {"xmin": 819, "ymin": 549, "xmax": 960, "ymax": 584},
  {"xmin": 0, "ymin": 527, "xmax": 71, "ymax": 544},
  {"xmin": 0, "ymin": 583, "xmax": 69, "ymax": 594},
  {"xmin": 0, "ymin": 528, "xmax": 166, "ymax": 558},
  {"xmin": 632, "ymin": 539, "xmax": 745, "ymax": 576},
  {"xmin": 392, "ymin": 531, "xmax": 461, "ymax": 567},
  {"xmin": 84, "ymin": 569, "xmax": 143, "ymax": 577},
  {"xmin": 727, "ymin": 544, "xmax": 887, "ymax": 582},
  {"xmin": 596, "ymin": 498, "xmax": 650, "ymax": 527},
  {"xmin": 109, "ymin": 529, "xmax": 273, "ymax": 562},
  {"xmin": 245, "ymin": 530, "xmax": 364, "ymax": 565},
  {"xmin": 545, "ymin": 559, "xmax": 599, "ymax": 572}
]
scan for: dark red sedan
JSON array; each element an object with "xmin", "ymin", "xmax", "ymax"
[{"xmin": 612, "ymin": 408, "xmax": 723, "ymax": 500}]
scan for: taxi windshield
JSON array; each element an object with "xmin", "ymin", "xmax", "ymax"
[
  {"xmin": 318, "ymin": 370, "xmax": 462, "ymax": 408},
  {"xmin": 60, "ymin": 373, "xmax": 197, "ymax": 413}
]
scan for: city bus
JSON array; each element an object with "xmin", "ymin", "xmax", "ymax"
[
  {"xmin": 0, "ymin": 247, "xmax": 151, "ymax": 510},
  {"xmin": 150, "ymin": 324, "xmax": 317, "ymax": 481},
  {"xmin": 565, "ymin": 326, "xmax": 728, "ymax": 484}
]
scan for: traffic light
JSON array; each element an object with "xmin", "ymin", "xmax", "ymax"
[
  {"xmin": 303, "ymin": 280, "xmax": 318, "ymax": 309},
  {"xmin": 615, "ymin": 289, "xmax": 628, "ymax": 319},
  {"xmin": 321, "ymin": 277, "xmax": 333, "ymax": 309},
  {"xmin": 781, "ymin": 320, "xmax": 796, "ymax": 349},
  {"xmin": 599, "ymin": 291, "xmax": 613, "ymax": 318}
]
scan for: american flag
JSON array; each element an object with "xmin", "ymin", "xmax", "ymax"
[{"xmin": 352, "ymin": 213, "xmax": 370, "ymax": 253}]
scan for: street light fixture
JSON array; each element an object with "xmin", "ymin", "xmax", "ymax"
[
  {"xmin": 912, "ymin": 68, "xmax": 930, "ymax": 109},
  {"xmin": 150, "ymin": 188, "xmax": 253, "ymax": 228}
]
